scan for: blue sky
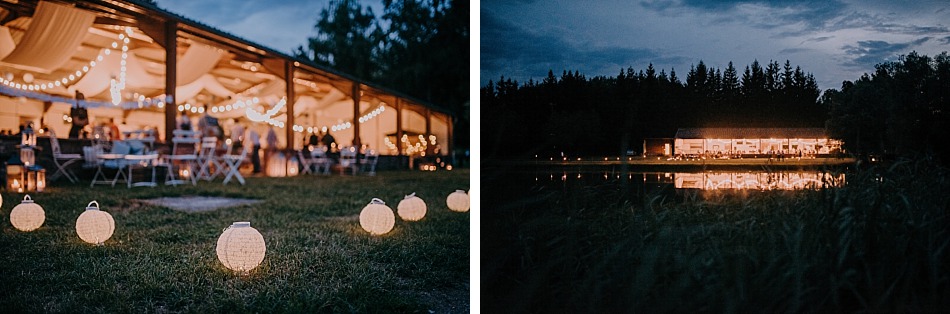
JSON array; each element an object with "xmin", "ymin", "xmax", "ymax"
[
  {"xmin": 481, "ymin": 0, "xmax": 950, "ymax": 90},
  {"xmin": 155, "ymin": 0, "xmax": 386, "ymax": 56}
]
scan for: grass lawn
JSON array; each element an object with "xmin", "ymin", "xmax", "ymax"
[
  {"xmin": 0, "ymin": 170, "xmax": 470, "ymax": 313},
  {"xmin": 483, "ymin": 158, "xmax": 950, "ymax": 312}
]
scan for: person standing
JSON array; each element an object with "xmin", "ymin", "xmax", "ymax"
[
  {"xmin": 308, "ymin": 131, "xmax": 320, "ymax": 147},
  {"xmin": 248, "ymin": 128, "xmax": 261, "ymax": 174},
  {"xmin": 264, "ymin": 126, "xmax": 278, "ymax": 172},
  {"xmin": 177, "ymin": 112, "xmax": 192, "ymax": 130},
  {"xmin": 230, "ymin": 121, "xmax": 245, "ymax": 152},
  {"xmin": 321, "ymin": 130, "xmax": 336, "ymax": 152},
  {"xmin": 107, "ymin": 118, "xmax": 121, "ymax": 141}
]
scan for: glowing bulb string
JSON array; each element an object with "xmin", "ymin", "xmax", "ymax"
[
  {"xmin": 0, "ymin": 28, "xmax": 130, "ymax": 93},
  {"xmin": 0, "ymin": 84, "xmax": 169, "ymax": 110},
  {"xmin": 110, "ymin": 27, "xmax": 133, "ymax": 105}
]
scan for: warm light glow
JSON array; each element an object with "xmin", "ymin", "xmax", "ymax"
[
  {"xmin": 10, "ymin": 195, "xmax": 44, "ymax": 232},
  {"xmin": 397, "ymin": 193, "xmax": 427, "ymax": 222},
  {"xmin": 75, "ymin": 201, "xmax": 115, "ymax": 245},
  {"xmin": 216, "ymin": 221, "xmax": 266, "ymax": 273},
  {"xmin": 359, "ymin": 198, "xmax": 395, "ymax": 235},
  {"xmin": 446, "ymin": 190, "xmax": 470, "ymax": 212}
]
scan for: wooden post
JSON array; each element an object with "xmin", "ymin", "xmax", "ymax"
[
  {"xmin": 446, "ymin": 113, "xmax": 454, "ymax": 164},
  {"xmin": 351, "ymin": 83, "xmax": 361, "ymax": 152},
  {"xmin": 284, "ymin": 60, "xmax": 295, "ymax": 151},
  {"xmin": 425, "ymin": 108, "xmax": 432, "ymax": 155},
  {"xmin": 163, "ymin": 21, "xmax": 177, "ymax": 143},
  {"xmin": 395, "ymin": 98, "xmax": 403, "ymax": 156}
]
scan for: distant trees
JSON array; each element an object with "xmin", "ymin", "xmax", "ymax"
[
  {"xmin": 824, "ymin": 51, "xmax": 950, "ymax": 162},
  {"xmin": 483, "ymin": 60, "xmax": 825, "ymax": 158},
  {"xmin": 295, "ymin": 0, "xmax": 469, "ymax": 150}
]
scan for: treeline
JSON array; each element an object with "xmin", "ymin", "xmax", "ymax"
[
  {"xmin": 483, "ymin": 60, "xmax": 825, "ymax": 158},
  {"xmin": 824, "ymin": 51, "xmax": 950, "ymax": 161}
]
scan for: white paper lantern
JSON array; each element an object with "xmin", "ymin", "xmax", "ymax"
[
  {"xmin": 359, "ymin": 198, "xmax": 395, "ymax": 235},
  {"xmin": 75, "ymin": 201, "xmax": 115, "ymax": 245},
  {"xmin": 397, "ymin": 193, "xmax": 427, "ymax": 221},
  {"xmin": 446, "ymin": 190, "xmax": 470, "ymax": 212},
  {"xmin": 10, "ymin": 194, "xmax": 43, "ymax": 231},
  {"xmin": 216, "ymin": 221, "xmax": 266, "ymax": 273}
]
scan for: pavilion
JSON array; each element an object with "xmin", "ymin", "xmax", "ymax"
[
  {"xmin": 0, "ymin": 0, "xmax": 454, "ymax": 168},
  {"xmin": 644, "ymin": 127, "xmax": 843, "ymax": 157}
]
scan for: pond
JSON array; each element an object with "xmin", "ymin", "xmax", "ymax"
[{"xmin": 530, "ymin": 169, "xmax": 845, "ymax": 190}]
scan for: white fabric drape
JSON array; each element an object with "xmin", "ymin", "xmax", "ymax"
[
  {"xmin": 315, "ymin": 88, "xmax": 347, "ymax": 110},
  {"xmin": 125, "ymin": 53, "xmax": 162, "ymax": 89},
  {"xmin": 1, "ymin": 1, "xmax": 96, "ymax": 72},
  {"xmin": 177, "ymin": 43, "xmax": 223, "ymax": 85},
  {"xmin": 0, "ymin": 26, "xmax": 15, "ymax": 60},
  {"xmin": 71, "ymin": 48, "xmax": 116, "ymax": 97},
  {"xmin": 255, "ymin": 79, "xmax": 285, "ymax": 99},
  {"xmin": 175, "ymin": 73, "xmax": 234, "ymax": 101}
]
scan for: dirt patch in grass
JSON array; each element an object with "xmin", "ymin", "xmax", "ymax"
[{"xmin": 137, "ymin": 196, "xmax": 263, "ymax": 213}]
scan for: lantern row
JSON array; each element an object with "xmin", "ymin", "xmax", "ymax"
[{"xmin": 5, "ymin": 190, "xmax": 470, "ymax": 274}]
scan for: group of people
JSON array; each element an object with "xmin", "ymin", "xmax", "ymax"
[
  {"xmin": 307, "ymin": 130, "xmax": 336, "ymax": 151},
  {"xmin": 176, "ymin": 106, "xmax": 340, "ymax": 175}
]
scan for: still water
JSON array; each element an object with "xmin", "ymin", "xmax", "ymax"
[{"xmin": 526, "ymin": 168, "xmax": 846, "ymax": 194}]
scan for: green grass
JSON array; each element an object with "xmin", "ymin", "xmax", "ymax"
[
  {"xmin": 483, "ymin": 158, "xmax": 950, "ymax": 313},
  {"xmin": 0, "ymin": 170, "xmax": 470, "ymax": 313}
]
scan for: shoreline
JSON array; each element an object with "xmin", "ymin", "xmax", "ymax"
[{"xmin": 486, "ymin": 156, "xmax": 857, "ymax": 171}]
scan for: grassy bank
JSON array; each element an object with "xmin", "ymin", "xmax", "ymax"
[
  {"xmin": 482, "ymin": 158, "xmax": 950, "ymax": 312},
  {"xmin": 0, "ymin": 170, "xmax": 470, "ymax": 312}
]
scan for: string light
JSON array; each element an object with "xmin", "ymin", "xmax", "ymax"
[
  {"xmin": 2, "ymin": 29, "xmax": 126, "ymax": 92},
  {"xmin": 332, "ymin": 105, "xmax": 386, "ymax": 132},
  {"xmin": 110, "ymin": 27, "xmax": 132, "ymax": 105}
]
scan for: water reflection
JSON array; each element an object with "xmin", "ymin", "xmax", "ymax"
[
  {"xmin": 674, "ymin": 171, "xmax": 845, "ymax": 190},
  {"xmin": 533, "ymin": 170, "xmax": 845, "ymax": 191}
]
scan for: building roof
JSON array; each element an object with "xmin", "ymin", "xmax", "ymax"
[{"xmin": 674, "ymin": 128, "xmax": 829, "ymax": 139}]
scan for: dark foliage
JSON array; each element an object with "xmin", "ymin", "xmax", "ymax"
[
  {"xmin": 824, "ymin": 51, "xmax": 950, "ymax": 163},
  {"xmin": 295, "ymin": 0, "xmax": 469, "ymax": 150},
  {"xmin": 482, "ymin": 61, "xmax": 824, "ymax": 158},
  {"xmin": 482, "ymin": 158, "xmax": 950, "ymax": 313}
]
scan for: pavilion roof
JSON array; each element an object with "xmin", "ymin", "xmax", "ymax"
[{"xmin": 674, "ymin": 128, "xmax": 829, "ymax": 139}]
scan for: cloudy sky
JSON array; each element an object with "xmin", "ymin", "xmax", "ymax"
[
  {"xmin": 481, "ymin": 0, "xmax": 950, "ymax": 90},
  {"xmin": 155, "ymin": 0, "xmax": 386, "ymax": 56}
]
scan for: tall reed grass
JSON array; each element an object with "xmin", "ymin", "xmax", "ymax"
[{"xmin": 483, "ymin": 158, "xmax": 950, "ymax": 312}]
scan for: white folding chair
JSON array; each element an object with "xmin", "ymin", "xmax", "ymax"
[
  {"xmin": 195, "ymin": 137, "xmax": 222, "ymax": 181},
  {"xmin": 311, "ymin": 146, "xmax": 332, "ymax": 175},
  {"xmin": 163, "ymin": 130, "xmax": 200, "ymax": 186},
  {"xmin": 90, "ymin": 153, "xmax": 127, "ymax": 187},
  {"xmin": 339, "ymin": 146, "xmax": 359, "ymax": 175},
  {"xmin": 48, "ymin": 130, "xmax": 82, "ymax": 183},
  {"xmin": 297, "ymin": 149, "xmax": 314, "ymax": 175},
  {"xmin": 125, "ymin": 153, "xmax": 159, "ymax": 188},
  {"xmin": 359, "ymin": 149, "xmax": 379, "ymax": 176},
  {"xmin": 222, "ymin": 146, "xmax": 248, "ymax": 185}
]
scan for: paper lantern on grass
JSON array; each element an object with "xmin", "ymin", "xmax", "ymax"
[
  {"xmin": 75, "ymin": 201, "xmax": 115, "ymax": 245},
  {"xmin": 446, "ymin": 190, "xmax": 470, "ymax": 212},
  {"xmin": 397, "ymin": 193, "xmax": 427, "ymax": 221},
  {"xmin": 216, "ymin": 221, "xmax": 266, "ymax": 273},
  {"xmin": 359, "ymin": 198, "xmax": 395, "ymax": 235},
  {"xmin": 10, "ymin": 195, "xmax": 43, "ymax": 231}
]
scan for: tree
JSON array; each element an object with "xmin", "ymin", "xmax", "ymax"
[
  {"xmin": 297, "ymin": 0, "xmax": 469, "ymax": 151},
  {"xmin": 295, "ymin": 0, "xmax": 382, "ymax": 80}
]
